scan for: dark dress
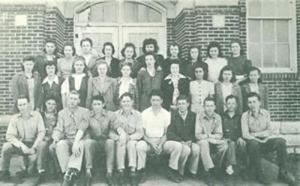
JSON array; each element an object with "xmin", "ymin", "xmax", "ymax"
[
  {"xmin": 97, "ymin": 57, "xmax": 121, "ymax": 78},
  {"xmin": 184, "ymin": 59, "xmax": 208, "ymax": 80},
  {"xmin": 161, "ymin": 74, "xmax": 190, "ymax": 110},
  {"xmin": 227, "ymin": 55, "xmax": 252, "ymax": 81}
]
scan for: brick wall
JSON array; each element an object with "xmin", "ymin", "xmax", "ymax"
[{"xmin": 65, "ymin": 18, "xmax": 74, "ymax": 44}]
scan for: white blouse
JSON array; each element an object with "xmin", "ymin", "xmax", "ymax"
[
  {"xmin": 205, "ymin": 57, "xmax": 227, "ymax": 83},
  {"xmin": 190, "ymin": 80, "xmax": 214, "ymax": 113}
]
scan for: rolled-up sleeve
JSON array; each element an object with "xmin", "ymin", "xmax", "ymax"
[
  {"xmin": 6, "ymin": 117, "xmax": 23, "ymax": 148},
  {"xmin": 130, "ymin": 113, "xmax": 144, "ymax": 140},
  {"xmin": 32, "ymin": 113, "xmax": 46, "ymax": 148},
  {"xmin": 52, "ymin": 112, "xmax": 64, "ymax": 141},
  {"xmin": 241, "ymin": 112, "xmax": 254, "ymax": 140},
  {"xmin": 195, "ymin": 114, "xmax": 205, "ymax": 141}
]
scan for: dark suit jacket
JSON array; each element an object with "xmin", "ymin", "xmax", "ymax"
[{"xmin": 98, "ymin": 57, "xmax": 121, "ymax": 78}]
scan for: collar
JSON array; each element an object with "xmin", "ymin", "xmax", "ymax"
[
  {"xmin": 178, "ymin": 110, "xmax": 188, "ymax": 119},
  {"xmin": 164, "ymin": 73, "xmax": 186, "ymax": 80},
  {"xmin": 224, "ymin": 110, "xmax": 237, "ymax": 118},
  {"xmin": 17, "ymin": 111, "xmax": 34, "ymax": 118},
  {"xmin": 249, "ymin": 109, "xmax": 264, "ymax": 117},
  {"xmin": 118, "ymin": 77, "xmax": 134, "ymax": 85},
  {"xmin": 72, "ymin": 73, "xmax": 86, "ymax": 78},
  {"xmin": 90, "ymin": 109, "xmax": 107, "ymax": 117},
  {"xmin": 202, "ymin": 112, "xmax": 217, "ymax": 120},
  {"xmin": 42, "ymin": 75, "xmax": 59, "ymax": 84},
  {"xmin": 119, "ymin": 109, "xmax": 134, "ymax": 116}
]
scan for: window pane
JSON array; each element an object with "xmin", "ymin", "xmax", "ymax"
[
  {"xmin": 262, "ymin": 0, "xmax": 276, "ymax": 17},
  {"xmin": 128, "ymin": 33, "xmax": 159, "ymax": 56},
  {"xmin": 89, "ymin": 2, "xmax": 118, "ymax": 22},
  {"xmin": 248, "ymin": 0, "xmax": 261, "ymax": 17},
  {"xmin": 263, "ymin": 20, "xmax": 275, "ymax": 42},
  {"xmin": 249, "ymin": 43, "xmax": 261, "ymax": 67},
  {"xmin": 124, "ymin": 2, "xmax": 162, "ymax": 23},
  {"xmin": 82, "ymin": 33, "xmax": 113, "ymax": 56},
  {"xmin": 276, "ymin": 20, "xmax": 289, "ymax": 42},
  {"xmin": 248, "ymin": 20, "xmax": 261, "ymax": 42},
  {"xmin": 277, "ymin": 0, "xmax": 290, "ymax": 17},
  {"xmin": 263, "ymin": 44, "xmax": 275, "ymax": 67},
  {"xmin": 277, "ymin": 44, "xmax": 290, "ymax": 67}
]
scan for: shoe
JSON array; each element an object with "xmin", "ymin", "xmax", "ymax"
[
  {"xmin": 166, "ymin": 168, "xmax": 181, "ymax": 183},
  {"xmin": 279, "ymin": 170, "xmax": 296, "ymax": 186},
  {"xmin": 32, "ymin": 172, "xmax": 46, "ymax": 186},
  {"xmin": 203, "ymin": 170, "xmax": 215, "ymax": 186},
  {"xmin": 12, "ymin": 171, "xmax": 25, "ymax": 185},
  {"xmin": 62, "ymin": 168, "xmax": 79, "ymax": 186},
  {"xmin": 116, "ymin": 170, "xmax": 125, "ymax": 186},
  {"xmin": 138, "ymin": 169, "xmax": 146, "ymax": 184},
  {"xmin": 0, "ymin": 171, "xmax": 10, "ymax": 181},
  {"xmin": 129, "ymin": 171, "xmax": 138, "ymax": 186},
  {"xmin": 106, "ymin": 172, "xmax": 114, "ymax": 186},
  {"xmin": 186, "ymin": 171, "xmax": 197, "ymax": 179}
]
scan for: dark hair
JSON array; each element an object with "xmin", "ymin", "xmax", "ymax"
[
  {"xmin": 43, "ymin": 94, "xmax": 58, "ymax": 111},
  {"xmin": 121, "ymin": 42, "xmax": 137, "ymax": 59},
  {"xmin": 144, "ymin": 52, "xmax": 159, "ymax": 70},
  {"xmin": 247, "ymin": 92, "xmax": 261, "ymax": 101},
  {"xmin": 63, "ymin": 43, "xmax": 76, "ymax": 56},
  {"xmin": 230, "ymin": 39, "xmax": 244, "ymax": 56},
  {"xmin": 176, "ymin": 94, "xmax": 190, "ymax": 103},
  {"xmin": 71, "ymin": 56, "xmax": 88, "ymax": 75},
  {"xmin": 69, "ymin": 90, "xmax": 80, "ymax": 97},
  {"xmin": 43, "ymin": 39, "xmax": 58, "ymax": 55},
  {"xmin": 188, "ymin": 46, "xmax": 202, "ymax": 62},
  {"xmin": 102, "ymin": 42, "xmax": 115, "ymax": 56},
  {"xmin": 142, "ymin": 38, "xmax": 159, "ymax": 53},
  {"xmin": 149, "ymin": 89, "xmax": 163, "ymax": 99},
  {"xmin": 92, "ymin": 95, "xmax": 105, "ymax": 104},
  {"xmin": 120, "ymin": 62, "xmax": 133, "ymax": 70},
  {"xmin": 192, "ymin": 63, "xmax": 207, "ymax": 80},
  {"xmin": 167, "ymin": 42, "xmax": 181, "ymax": 58},
  {"xmin": 204, "ymin": 96, "xmax": 215, "ymax": 105},
  {"xmin": 21, "ymin": 56, "xmax": 35, "ymax": 72},
  {"xmin": 94, "ymin": 60, "xmax": 108, "ymax": 77},
  {"xmin": 44, "ymin": 61, "xmax": 58, "ymax": 74},
  {"xmin": 207, "ymin": 41, "xmax": 223, "ymax": 58},
  {"xmin": 225, "ymin": 95, "xmax": 238, "ymax": 103},
  {"xmin": 17, "ymin": 95, "xmax": 29, "ymax": 103},
  {"xmin": 169, "ymin": 59, "xmax": 181, "ymax": 72},
  {"xmin": 80, "ymin": 38, "xmax": 93, "ymax": 47},
  {"xmin": 247, "ymin": 66, "xmax": 262, "ymax": 83},
  {"xmin": 119, "ymin": 92, "xmax": 133, "ymax": 102},
  {"xmin": 218, "ymin": 66, "xmax": 236, "ymax": 83}
]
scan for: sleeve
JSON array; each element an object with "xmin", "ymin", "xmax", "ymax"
[
  {"xmin": 108, "ymin": 113, "xmax": 120, "ymax": 140},
  {"xmin": 85, "ymin": 77, "xmax": 93, "ymax": 109},
  {"xmin": 78, "ymin": 109, "xmax": 89, "ymax": 132},
  {"xmin": 130, "ymin": 112, "xmax": 144, "ymax": 140},
  {"xmin": 136, "ymin": 72, "xmax": 143, "ymax": 111},
  {"xmin": 244, "ymin": 59, "xmax": 252, "ymax": 75},
  {"xmin": 213, "ymin": 116, "xmax": 223, "ymax": 138},
  {"xmin": 166, "ymin": 116, "xmax": 182, "ymax": 142},
  {"xmin": 37, "ymin": 85, "xmax": 45, "ymax": 110},
  {"xmin": 32, "ymin": 113, "xmax": 46, "ymax": 148},
  {"xmin": 195, "ymin": 114, "xmax": 205, "ymax": 141},
  {"xmin": 6, "ymin": 117, "xmax": 23, "ymax": 148},
  {"xmin": 236, "ymin": 85, "xmax": 243, "ymax": 115},
  {"xmin": 52, "ymin": 112, "xmax": 64, "ymax": 141},
  {"xmin": 57, "ymin": 59, "xmax": 62, "ymax": 77},
  {"xmin": 241, "ymin": 112, "xmax": 254, "ymax": 140}
]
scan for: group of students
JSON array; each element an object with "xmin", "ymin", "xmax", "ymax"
[{"xmin": 0, "ymin": 37, "xmax": 296, "ymax": 186}]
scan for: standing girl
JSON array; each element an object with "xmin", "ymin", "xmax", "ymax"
[
  {"xmin": 120, "ymin": 43, "xmax": 139, "ymax": 78},
  {"xmin": 57, "ymin": 43, "xmax": 76, "ymax": 79},
  {"xmin": 185, "ymin": 46, "xmax": 208, "ymax": 80},
  {"xmin": 97, "ymin": 42, "xmax": 120, "ymax": 78},
  {"xmin": 80, "ymin": 38, "xmax": 98, "ymax": 77}
]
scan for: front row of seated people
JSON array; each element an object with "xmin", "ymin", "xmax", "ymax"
[{"xmin": 0, "ymin": 90, "xmax": 296, "ymax": 186}]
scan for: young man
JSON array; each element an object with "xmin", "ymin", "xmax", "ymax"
[
  {"xmin": 109, "ymin": 92, "xmax": 143, "ymax": 186},
  {"xmin": 222, "ymin": 95, "xmax": 247, "ymax": 181},
  {"xmin": 241, "ymin": 92, "xmax": 295, "ymax": 185},
  {"xmin": 84, "ymin": 95, "xmax": 115, "ymax": 186},
  {"xmin": 52, "ymin": 90, "xmax": 90, "ymax": 186},
  {"xmin": 0, "ymin": 96, "xmax": 46, "ymax": 185},
  {"xmin": 195, "ymin": 97, "xmax": 227, "ymax": 186},
  {"xmin": 136, "ymin": 90, "xmax": 170, "ymax": 183},
  {"xmin": 164, "ymin": 95, "xmax": 200, "ymax": 182}
]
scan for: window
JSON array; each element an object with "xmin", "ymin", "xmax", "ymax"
[{"xmin": 247, "ymin": 0, "xmax": 297, "ymax": 72}]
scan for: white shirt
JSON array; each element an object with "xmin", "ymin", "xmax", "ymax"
[
  {"xmin": 249, "ymin": 83, "xmax": 259, "ymax": 93},
  {"xmin": 42, "ymin": 75, "xmax": 59, "ymax": 87},
  {"xmin": 142, "ymin": 107, "xmax": 170, "ymax": 138},
  {"xmin": 190, "ymin": 80, "xmax": 214, "ymax": 113},
  {"xmin": 118, "ymin": 78, "xmax": 134, "ymax": 98},
  {"xmin": 205, "ymin": 57, "xmax": 227, "ymax": 82}
]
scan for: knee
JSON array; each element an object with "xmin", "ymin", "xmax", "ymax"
[
  {"xmin": 126, "ymin": 140, "xmax": 137, "ymax": 150},
  {"xmin": 36, "ymin": 141, "xmax": 48, "ymax": 150},
  {"xmin": 84, "ymin": 139, "xmax": 96, "ymax": 149},
  {"xmin": 191, "ymin": 144, "xmax": 200, "ymax": 155},
  {"xmin": 247, "ymin": 140, "xmax": 260, "ymax": 150},
  {"xmin": 198, "ymin": 140, "xmax": 209, "ymax": 149},
  {"xmin": 56, "ymin": 140, "xmax": 69, "ymax": 151},
  {"xmin": 136, "ymin": 141, "xmax": 147, "ymax": 152},
  {"xmin": 2, "ymin": 142, "xmax": 14, "ymax": 153},
  {"xmin": 183, "ymin": 145, "xmax": 191, "ymax": 156},
  {"xmin": 171, "ymin": 141, "xmax": 183, "ymax": 152}
]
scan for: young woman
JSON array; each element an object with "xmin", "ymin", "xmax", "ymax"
[
  {"xmin": 37, "ymin": 61, "xmax": 63, "ymax": 112},
  {"xmin": 136, "ymin": 38, "xmax": 164, "ymax": 72},
  {"xmin": 242, "ymin": 66, "xmax": 268, "ymax": 111},
  {"xmin": 80, "ymin": 38, "xmax": 98, "ymax": 77},
  {"xmin": 11, "ymin": 56, "xmax": 41, "ymax": 113},
  {"xmin": 57, "ymin": 43, "xmax": 76, "ymax": 79},
  {"xmin": 115, "ymin": 63, "xmax": 139, "ymax": 109},
  {"xmin": 205, "ymin": 41, "xmax": 227, "ymax": 82},
  {"xmin": 162, "ymin": 43, "xmax": 183, "ymax": 76},
  {"xmin": 97, "ymin": 42, "xmax": 120, "ymax": 78},
  {"xmin": 189, "ymin": 64, "xmax": 214, "ymax": 113},
  {"xmin": 137, "ymin": 52, "xmax": 163, "ymax": 111},
  {"xmin": 86, "ymin": 61, "xmax": 118, "ymax": 111},
  {"xmin": 215, "ymin": 66, "xmax": 243, "ymax": 114},
  {"xmin": 162, "ymin": 61, "xmax": 190, "ymax": 110},
  {"xmin": 35, "ymin": 39, "xmax": 58, "ymax": 79},
  {"xmin": 185, "ymin": 46, "xmax": 208, "ymax": 80},
  {"xmin": 227, "ymin": 39, "xmax": 252, "ymax": 84},
  {"xmin": 120, "ymin": 42, "xmax": 139, "ymax": 78},
  {"xmin": 61, "ymin": 56, "xmax": 89, "ymax": 108}
]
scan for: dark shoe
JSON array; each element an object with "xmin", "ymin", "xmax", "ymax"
[
  {"xmin": 12, "ymin": 171, "xmax": 25, "ymax": 185},
  {"xmin": 0, "ymin": 171, "xmax": 10, "ymax": 181},
  {"xmin": 203, "ymin": 170, "xmax": 215, "ymax": 186},
  {"xmin": 129, "ymin": 171, "xmax": 138, "ymax": 186},
  {"xmin": 279, "ymin": 170, "xmax": 296, "ymax": 186},
  {"xmin": 62, "ymin": 168, "xmax": 79, "ymax": 186},
  {"xmin": 116, "ymin": 170, "xmax": 125, "ymax": 186},
  {"xmin": 186, "ymin": 171, "xmax": 197, "ymax": 179},
  {"xmin": 85, "ymin": 173, "xmax": 92, "ymax": 186},
  {"xmin": 166, "ymin": 168, "xmax": 181, "ymax": 183},
  {"xmin": 138, "ymin": 169, "xmax": 146, "ymax": 184},
  {"xmin": 32, "ymin": 172, "xmax": 46, "ymax": 186},
  {"xmin": 106, "ymin": 172, "xmax": 114, "ymax": 186}
]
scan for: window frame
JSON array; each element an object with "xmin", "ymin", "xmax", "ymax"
[{"xmin": 246, "ymin": 0, "xmax": 297, "ymax": 73}]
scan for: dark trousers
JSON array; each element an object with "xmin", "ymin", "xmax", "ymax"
[
  {"xmin": 225, "ymin": 139, "xmax": 247, "ymax": 168},
  {"xmin": 246, "ymin": 137, "xmax": 287, "ymax": 173}
]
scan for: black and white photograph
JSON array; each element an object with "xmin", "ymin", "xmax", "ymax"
[{"xmin": 0, "ymin": 0, "xmax": 299, "ymax": 185}]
